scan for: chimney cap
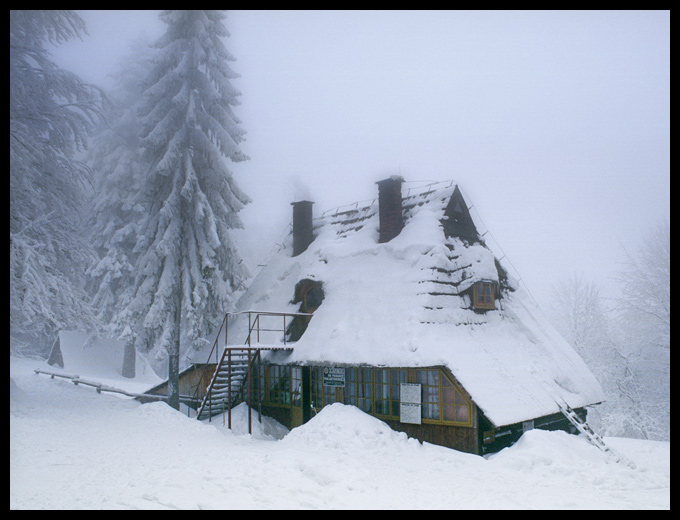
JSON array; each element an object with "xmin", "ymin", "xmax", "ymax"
[
  {"xmin": 376, "ymin": 175, "xmax": 404, "ymax": 185},
  {"xmin": 291, "ymin": 200, "xmax": 314, "ymax": 206}
]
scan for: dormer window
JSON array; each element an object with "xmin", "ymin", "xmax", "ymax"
[
  {"xmin": 286, "ymin": 279, "xmax": 324, "ymax": 342},
  {"xmin": 472, "ymin": 282, "xmax": 495, "ymax": 310}
]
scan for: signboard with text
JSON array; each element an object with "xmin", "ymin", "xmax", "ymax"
[
  {"xmin": 323, "ymin": 367, "xmax": 345, "ymax": 387},
  {"xmin": 400, "ymin": 383, "xmax": 422, "ymax": 424}
]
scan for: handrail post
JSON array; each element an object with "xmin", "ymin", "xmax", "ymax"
[
  {"xmin": 227, "ymin": 349, "xmax": 232, "ymax": 429},
  {"xmin": 247, "ymin": 348, "xmax": 252, "ymax": 435},
  {"xmin": 208, "ymin": 373, "xmax": 212, "ymax": 422},
  {"xmin": 257, "ymin": 351, "xmax": 262, "ymax": 424}
]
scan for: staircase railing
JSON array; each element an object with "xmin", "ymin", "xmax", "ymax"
[{"xmin": 189, "ymin": 311, "xmax": 311, "ymax": 427}]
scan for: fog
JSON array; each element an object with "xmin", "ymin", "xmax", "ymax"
[{"xmin": 51, "ymin": 10, "xmax": 670, "ymax": 307}]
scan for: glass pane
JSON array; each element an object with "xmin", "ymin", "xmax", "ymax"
[
  {"xmin": 455, "ymin": 404, "xmax": 469, "ymax": 423},
  {"xmin": 292, "ymin": 382, "xmax": 301, "ymax": 405},
  {"xmin": 443, "ymin": 384, "xmax": 456, "ymax": 404},
  {"xmin": 422, "ymin": 403, "xmax": 439, "ymax": 420},
  {"xmin": 391, "ymin": 385, "xmax": 400, "ymax": 400},
  {"xmin": 391, "ymin": 399, "xmax": 400, "ymax": 417},
  {"xmin": 391, "ymin": 369, "xmax": 407, "ymax": 385},
  {"xmin": 443, "ymin": 403, "xmax": 455, "ymax": 421}
]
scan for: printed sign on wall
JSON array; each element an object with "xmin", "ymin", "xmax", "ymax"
[{"xmin": 400, "ymin": 383, "xmax": 421, "ymax": 424}]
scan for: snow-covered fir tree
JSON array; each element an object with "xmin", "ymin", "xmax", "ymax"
[
  {"xmin": 87, "ymin": 39, "xmax": 155, "ymax": 329},
  {"xmin": 117, "ymin": 11, "xmax": 251, "ymax": 399},
  {"xmin": 10, "ymin": 10, "xmax": 103, "ymax": 355}
]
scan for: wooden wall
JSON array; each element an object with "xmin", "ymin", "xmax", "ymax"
[
  {"xmin": 383, "ymin": 419, "xmax": 479, "ymax": 454},
  {"xmin": 143, "ymin": 363, "xmax": 216, "ymax": 407}
]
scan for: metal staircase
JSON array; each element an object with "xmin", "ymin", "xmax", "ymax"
[
  {"xmin": 196, "ymin": 348, "xmax": 255, "ymax": 421},
  {"xmin": 190, "ymin": 311, "xmax": 309, "ymax": 430},
  {"xmin": 557, "ymin": 400, "xmax": 636, "ymax": 469}
]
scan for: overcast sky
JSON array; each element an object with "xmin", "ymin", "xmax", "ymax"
[{"xmin": 51, "ymin": 10, "xmax": 670, "ymax": 308}]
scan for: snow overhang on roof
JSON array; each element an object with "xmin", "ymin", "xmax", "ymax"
[{"xmin": 226, "ymin": 182, "xmax": 605, "ymax": 427}]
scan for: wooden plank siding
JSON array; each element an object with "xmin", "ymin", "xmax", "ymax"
[
  {"xmin": 383, "ymin": 418, "xmax": 479, "ymax": 454},
  {"xmin": 142, "ymin": 363, "xmax": 217, "ymax": 407},
  {"xmin": 250, "ymin": 363, "xmax": 482, "ymax": 454}
]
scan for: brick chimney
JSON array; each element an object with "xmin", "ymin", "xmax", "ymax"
[
  {"xmin": 376, "ymin": 176, "xmax": 404, "ymax": 243},
  {"xmin": 291, "ymin": 200, "xmax": 314, "ymax": 256}
]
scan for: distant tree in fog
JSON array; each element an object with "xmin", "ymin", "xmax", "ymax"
[
  {"xmin": 10, "ymin": 10, "xmax": 104, "ymax": 355},
  {"xmin": 549, "ymin": 222, "xmax": 670, "ymax": 440},
  {"xmin": 87, "ymin": 39, "xmax": 155, "ymax": 329}
]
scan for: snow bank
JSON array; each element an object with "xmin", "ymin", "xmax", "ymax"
[
  {"xmin": 283, "ymin": 402, "xmax": 417, "ymax": 452},
  {"xmin": 202, "ymin": 402, "xmax": 290, "ymax": 440},
  {"xmin": 10, "ymin": 356, "xmax": 669, "ymax": 509}
]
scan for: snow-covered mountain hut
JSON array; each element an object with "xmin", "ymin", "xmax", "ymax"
[{"xmin": 188, "ymin": 178, "xmax": 605, "ymax": 454}]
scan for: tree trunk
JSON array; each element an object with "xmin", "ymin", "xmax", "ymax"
[
  {"xmin": 121, "ymin": 340, "xmax": 136, "ymax": 378},
  {"xmin": 167, "ymin": 299, "xmax": 181, "ymax": 410}
]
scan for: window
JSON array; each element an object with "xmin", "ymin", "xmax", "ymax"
[
  {"xmin": 264, "ymin": 364, "xmax": 472, "ymax": 427},
  {"xmin": 414, "ymin": 369, "xmax": 473, "ymax": 426},
  {"xmin": 357, "ymin": 368, "xmax": 373, "ymax": 413},
  {"xmin": 374, "ymin": 369, "xmax": 406, "ymax": 418},
  {"xmin": 442, "ymin": 377, "xmax": 471, "ymax": 423},
  {"xmin": 311, "ymin": 367, "xmax": 340, "ymax": 410},
  {"xmin": 267, "ymin": 365, "xmax": 291, "ymax": 405},
  {"xmin": 416, "ymin": 369, "xmax": 440, "ymax": 420},
  {"xmin": 344, "ymin": 368, "xmax": 357, "ymax": 407},
  {"xmin": 343, "ymin": 368, "xmax": 373, "ymax": 413},
  {"xmin": 291, "ymin": 366, "xmax": 302, "ymax": 407},
  {"xmin": 472, "ymin": 282, "xmax": 495, "ymax": 310}
]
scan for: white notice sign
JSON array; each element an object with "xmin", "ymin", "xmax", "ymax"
[{"xmin": 400, "ymin": 383, "xmax": 422, "ymax": 425}]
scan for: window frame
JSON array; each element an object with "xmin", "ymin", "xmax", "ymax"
[
  {"xmin": 472, "ymin": 282, "xmax": 496, "ymax": 310},
  {"xmin": 414, "ymin": 368, "xmax": 473, "ymax": 426}
]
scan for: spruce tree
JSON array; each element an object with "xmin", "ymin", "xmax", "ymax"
[
  {"xmin": 86, "ymin": 40, "xmax": 155, "ymax": 376},
  {"xmin": 118, "ymin": 11, "xmax": 250, "ymax": 405},
  {"xmin": 10, "ymin": 11, "xmax": 103, "ymax": 355}
]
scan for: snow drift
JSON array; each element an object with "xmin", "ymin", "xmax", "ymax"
[{"xmin": 10, "ymin": 356, "xmax": 669, "ymax": 509}]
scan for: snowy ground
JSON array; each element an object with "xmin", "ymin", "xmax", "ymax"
[{"xmin": 10, "ymin": 356, "xmax": 669, "ymax": 510}]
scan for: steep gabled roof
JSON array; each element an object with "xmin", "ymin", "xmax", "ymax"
[{"xmin": 207, "ymin": 183, "xmax": 604, "ymax": 427}]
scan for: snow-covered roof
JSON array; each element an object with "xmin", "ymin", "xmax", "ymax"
[{"xmin": 201, "ymin": 183, "xmax": 605, "ymax": 427}]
